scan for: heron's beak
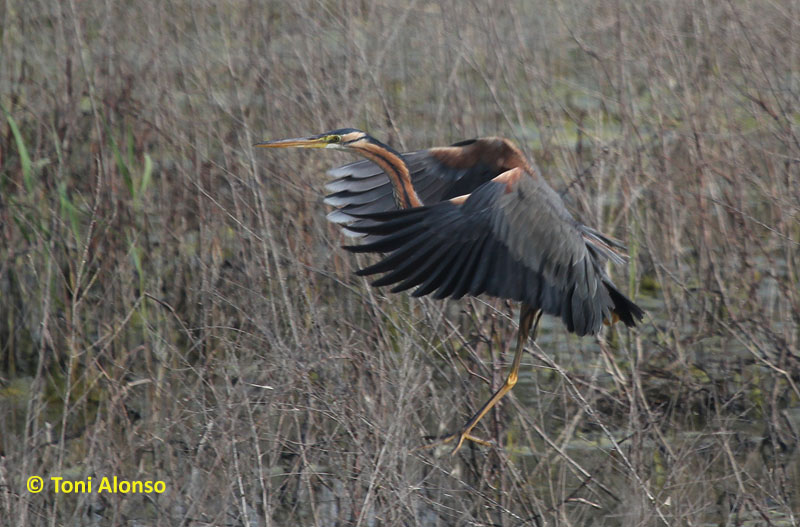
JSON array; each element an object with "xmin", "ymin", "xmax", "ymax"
[{"xmin": 254, "ymin": 136, "xmax": 329, "ymax": 149}]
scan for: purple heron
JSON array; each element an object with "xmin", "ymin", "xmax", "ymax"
[{"xmin": 257, "ymin": 128, "xmax": 644, "ymax": 453}]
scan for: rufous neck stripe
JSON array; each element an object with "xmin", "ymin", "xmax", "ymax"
[{"xmin": 357, "ymin": 143, "xmax": 422, "ymax": 209}]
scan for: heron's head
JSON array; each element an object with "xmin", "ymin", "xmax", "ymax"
[{"xmin": 255, "ymin": 128, "xmax": 369, "ymax": 151}]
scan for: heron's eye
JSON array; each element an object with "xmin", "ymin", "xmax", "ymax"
[{"xmin": 328, "ymin": 135, "xmax": 341, "ymax": 143}]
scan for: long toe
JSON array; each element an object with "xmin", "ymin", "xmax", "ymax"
[{"xmin": 450, "ymin": 431, "xmax": 492, "ymax": 455}]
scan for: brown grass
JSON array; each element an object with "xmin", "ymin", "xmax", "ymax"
[{"xmin": 1, "ymin": 0, "xmax": 798, "ymax": 525}]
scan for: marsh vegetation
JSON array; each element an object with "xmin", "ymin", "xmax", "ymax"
[{"xmin": 1, "ymin": 1, "xmax": 799, "ymax": 525}]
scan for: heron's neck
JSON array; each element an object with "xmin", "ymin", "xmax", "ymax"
[{"xmin": 355, "ymin": 141, "xmax": 422, "ymax": 209}]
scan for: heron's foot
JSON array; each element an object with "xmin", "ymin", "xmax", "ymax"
[
  {"xmin": 416, "ymin": 430, "xmax": 493, "ymax": 455},
  {"xmin": 448, "ymin": 430, "xmax": 493, "ymax": 455}
]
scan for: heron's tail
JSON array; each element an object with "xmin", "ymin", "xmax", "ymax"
[{"xmin": 603, "ymin": 280, "xmax": 645, "ymax": 328}]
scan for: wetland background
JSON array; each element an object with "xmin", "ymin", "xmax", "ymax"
[{"xmin": 1, "ymin": 0, "xmax": 799, "ymax": 525}]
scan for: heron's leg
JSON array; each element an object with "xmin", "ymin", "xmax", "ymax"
[{"xmin": 449, "ymin": 304, "xmax": 542, "ymax": 454}]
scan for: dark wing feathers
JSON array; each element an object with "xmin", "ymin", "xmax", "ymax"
[{"xmin": 345, "ymin": 171, "xmax": 644, "ymax": 336}]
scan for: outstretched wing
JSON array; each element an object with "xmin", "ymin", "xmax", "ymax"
[
  {"xmin": 346, "ymin": 168, "xmax": 643, "ymax": 336},
  {"xmin": 325, "ymin": 138, "xmax": 526, "ymax": 237}
]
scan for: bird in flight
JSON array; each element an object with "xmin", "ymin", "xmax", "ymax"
[{"xmin": 257, "ymin": 128, "xmax": 644, "ymax": 453}]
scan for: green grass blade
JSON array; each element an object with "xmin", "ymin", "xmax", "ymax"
[
  {"xmin": 109, "ymin": 128, "xmax": 133, "ymax": 198},
  {"xmin": 58, "ymin": 181, "xmax": 82, "ymax": 242},
  {"xmin": 140, "ymin": 153, "xmax": 153, "ymax": 197},
  {"xmin": 2, "ymin": 104, "xmax": 33, "ymax": 193}
]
